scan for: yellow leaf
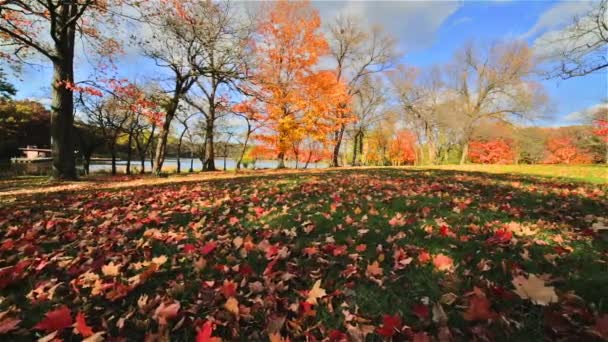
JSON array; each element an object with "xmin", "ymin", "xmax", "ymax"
[
  {"xmin": 152, "ymin": 255, "xmax": 168, "ymax": 266},
  {"xmin": 101, "ymin": 262, "xmax": 120, "ymax": 277},
  {"xmin": 225, "ymin": 297, "xmax": 239, "ymax": 316},
  {"xmin": 306, "ymin": 280, "xmax": 326, "ymax": 305}
]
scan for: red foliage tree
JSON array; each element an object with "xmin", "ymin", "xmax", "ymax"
[
  {"xmin": 543, "ymin": 137, "xmax": 593, "ymax": 164},
  {"xmin": 388, "ymin": 130, "xmax": 417, "ymax": 165},
  {"xmin": 594, "ymin": 119, "xmax": 608, "ymax": 142},
  {"xmin": 468, "ymin": 139, "xmax": 515, "ymax": 164}
]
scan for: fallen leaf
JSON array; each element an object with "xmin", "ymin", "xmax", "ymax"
[
  {"xmin": 463, "ymin": 293, "xmax": 497, "ymax": 321},
  {"xmin": 433, "ymin": 254, "xmax": 453, "ymax": 271},
  {"xmin": 306, "ymin": 280, "xmax": 326, "ymax": 305},
  {"xmin": 74, "ymin": 312, "xmax": 94, "ymax": 337},
  {"xmin": 225, "ymin": 297, "xmax": 239, "ymax": 316},
  {"xmin": 196, "ymin": 320, "xmax": 221, "ymax": 342},
  {"xmin": 34, "ymin": 306, "xmax": 72, "ymax": 332},
  {"xmin": 0, "ymin": 316, "xmax": 20, "ymax": 334},
  {"xmin": 376, "ymin": 314, "xmax": 401, "ymax": 337},
  {"xmin": 366, "ymin": 261, "xmax": 383, "ymax": 277},
  {"xmin": 153, "ymin": 301, "xmax": 180, "ymax": 325},
  {"xmin": 512, "ymin": 274, "xmax": 558, "ymax": 305},
  {"xmin": 101, "ymin": 262, "xmax": 121, "ymax": 277}
]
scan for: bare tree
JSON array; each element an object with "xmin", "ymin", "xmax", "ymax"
[
  {"xmin": 390, "ymin": 65, "xmax": 448, "ymax": 164},
  {"xmin": 326, "ymin": 15, "xmax": 398, "ymax": 167},
  {"xmin": 81, "ymin": 96, "xmax": 130, "ymax": 175},
  {"xmin": 349, "ymin": 75, "xmax": 387, "ymax": 165},
  {"xmin": 538, "ymin": 0, "xmax": 608, "ymax": 79},
  {"xmin": 178, "ymin": 1, "xmax": 253, "ymax": 171},
  {"xmin": 175, "ymin": 111, "xmax": 198, "ymax": 173},
  {"xmin": 446, "ymin": 41, "xmax": 548, "ymax": 164},
  {"xmin": 232, "ymin": 100, "xmax": 264, "ymax": 170},
  {"xmin": 138, "ymin": 4, "xmax": 203, "ymax": 174}
]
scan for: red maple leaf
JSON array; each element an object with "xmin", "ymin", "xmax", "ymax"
[
  {"xmin": 33, "ymin": 306, "xmax": 72, "ymax": 332},
  {"xmin": 376, "ymin": 314, "xmax": 402, "ymax": 337},
  {"xmin": 201, "ymin": 242, "xmax": 217, "ymax": 256},
  {"xmin": 412, "ymin": 303, "xmax": 430, "ymax": 320},
  {"xmin": 486, "ymin": 229, "xmax": 512, "ymax": 245},
  {"xmin": 74, "ymin": 312, "xmax": 94, "ymax": 337},
  {"xmin": 196, "ymin": 320, "xmax": 221, "ymax": 342},
  {"xmin": 220, "ymin": 280, "xmax": 237, "ymax": 298},
  {"xmin": 463, "ymin": 294, "xmax": 497, "ymax": 321}
]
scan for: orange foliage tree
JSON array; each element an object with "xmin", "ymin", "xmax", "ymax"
[
  {"xmin": 468, "ymin": 139, "xmax": 515, "ymax": 164},
  {"xmin": 252, "ymin": 0, "xmax": 348, "ymax": 168},
  {"xmin": 543, "ymin": 137, "xmax": 592, "ymax": 164},
  {"xmin": 388, "ymin": 130, "xmax": 417, "ymax": 165}
]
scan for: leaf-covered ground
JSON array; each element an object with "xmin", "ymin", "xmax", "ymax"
[{"xmin": 0, "ymin": 168, "xmax": 607, "ymax": 341}]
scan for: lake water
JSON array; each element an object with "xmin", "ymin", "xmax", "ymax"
[{"xmin": 89, "ymin": 158, "xmax": 328, "ymax": 173}]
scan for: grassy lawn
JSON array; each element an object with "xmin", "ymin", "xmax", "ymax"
[
  {"xmin": 0, "ymin": 167, "xmax": 607, "ymax": 340},
  {"xmin": 421, "ymin": 164, "xmax": 607, "ymax": 184}
]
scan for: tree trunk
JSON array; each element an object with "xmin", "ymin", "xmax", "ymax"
[
  {"xmin": 351, "ymin": 133, "xmax": 358, "ymax": 166},
  {"xmin": 237, "ymin": 129, "xmax": 251, "ymax": 170},
  {"xmin": 460, "ymin": 141, "xmax": 469, "ymax": 165},
  {"xmin": 223, "ymin": 152, "xmax": 227, "ymax": 171},
  {"xmin": 110, "ymin": 145, "xmax": 117, "ymax": 175},
  {"xmin": 176, "ymin": 129, "xmax": 187, "ymax": 174},
  {"xmin": 126, "ymin": 131, "xmax": 133, "ymax": 175},
  {"xmin": 140, "ymin": 156, "xmax": 145, "ymax": 174},
  {"xmin": 83, "ymin": 154, "xmax": 91, "ymax": 175},
  {"xmin": 153, "ymin": 118, "xmax": 172, "ymax": 174},
  {"xmin": 204, "ymin": 123, "xmax": 216, "ymax": 171},
  {"xmin": 50, "ymin": 58, "xmax": 76, "ymax": 179},
  {"xmin": 304, "ymin": 149, "xmax": 312, "ymax": 169},
  {"xmin": 332, "ymin": 124, "xmax": 346, "ymax": 167},
  {"xmin": 277, "ymin": 152, "xmax": 285, "ymax": 169},
  {"xmin": 358, "ymin": 131, "xmax": 364, "ymax": 165},
  {"xmin": 189, "ymin": 151, "xmax": 194, "ymax": 172}
]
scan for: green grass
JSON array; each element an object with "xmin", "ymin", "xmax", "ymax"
[
  {"xmin": 419, "ymin": 164, "xmax": 607, "ymax": 184},
  {"xmin": 0, "ymin": 167, "xmax": 606, "ymax": 341}
]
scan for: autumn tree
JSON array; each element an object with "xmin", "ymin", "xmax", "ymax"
[
  {"xmin": 0, "ymin": 1, "xmax": 129, "ymax": 179},
  {"xmin": 326, "ymin": 15, "xmax": 397, "ymax": 166},
  {"xmin": 252, "ymin": 0, "xmax": 345, "ymax": 168},
  {"xmin": 468, "ymin": 139, "xmax": 515, "ymax": 164},
  {"xmin": 538, "ymin": 0, "xmax": 608, "ymax": 79},
  {"xmin": 0, "ymin": 100, "xmax": 50, "ymax": 160},
  {"xmin": 388, "ymin": 129, "xmax": 417, "ymax": 165},
  {"xmin": 543, "ymin": 136, "xmax": 593, "ymax": 164},
  {"xmin": 446, "ymin": 41, "xmax": 547, "ymax": 164}
]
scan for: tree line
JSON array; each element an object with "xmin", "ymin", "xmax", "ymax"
[{"xmin": 0, "ymin": 0, "xmax": 606, "ymax": 178}]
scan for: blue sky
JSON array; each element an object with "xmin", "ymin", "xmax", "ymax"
[{"xmin": 6, "ymin": 0, "xmax": 606, "ymax": 127}]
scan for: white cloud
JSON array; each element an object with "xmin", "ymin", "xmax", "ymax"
[
  {"xmin": 564, "ymin": 102, "xmax": 608, "ymax": 123},
  {"xmin": 313, "ymin": 1, "xmax": 461, "ymax": 52},
  {"xmin": 523, "ymin": 1, "xmax": 594, "ymax": 39}
]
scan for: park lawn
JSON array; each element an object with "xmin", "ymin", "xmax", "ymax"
[
  {"xmin": 421, "ymin": 164, "xmax": 608, "ymax": 184},
  {"xmin": 0, "ymin": 168, "xmax": 607, "ymax": 341}
]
